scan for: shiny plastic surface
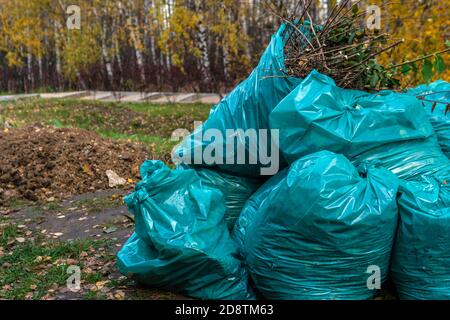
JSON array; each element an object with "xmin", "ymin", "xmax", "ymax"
[
  {"xmin": 175, "ymin": 25, "xmax": 302, "ymax": 177},
  {"xmin": 392, "ymin": 174, "xmax": 450, "ymax": 299},
  {"xmin": 233, "ymin": 151, "xmax": 399, "ymax": 299},
  {"xmin": 407, "ymin": 80, "xmax": 450, "ymax": 158},
  {"xmin": 116, "ymin": 160, "xmax": 253, "ymax": 300},
  {"xmin": 270, "ymin": 70, "xmax": 449, "ymax": 181}
]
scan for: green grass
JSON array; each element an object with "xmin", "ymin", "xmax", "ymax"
[
  {"xmin": 0, "ymin": 219, "xmax": 114, "ymax": 299},
  {"xmin": 2, "ymin": 198, "xmax": 31, "ymax": 211},
  {"xmin": 0, "ymin": 98, "xmax": 211, "ymax": 159},
  {"xmin": 0, "ymin": 221, "xmax": 19, "ymax": 242},
  {"xmin": 83, "ymin": 290, "xmax": 107, "ymax": 300},
  {"xmin": 73, "ymin": 196, "xmax": 123, "ymax": 213},
  {"xmin": 44, "ymin": 202, "xmax": 64, "ymax": 212},
  {"xmin": 98, "ymin": 130, "xmax": 178, "ymax": 156},
  {"xmin": 0, "ymin": 98, "xmax": 212, "ymax": 129},
  {"xmin": 125, "ymin": 101, "xmax": 212, "ymax": 119},
  {"xmin": 0, "ymin": 97, "xmax": 207, "ymax": 299}
]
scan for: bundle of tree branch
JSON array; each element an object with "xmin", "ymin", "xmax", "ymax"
[{"xmin": 273, "ymin": 0, "xmax": 403, "ymax": 90}]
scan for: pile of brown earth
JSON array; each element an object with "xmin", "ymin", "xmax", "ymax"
[{"xmin": 0, "ymin": 125, "xmax": 157, "ymax": 204}]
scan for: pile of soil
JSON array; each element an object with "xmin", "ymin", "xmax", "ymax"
[{"xmin": 0, "ymin": 125, "xmax": 159, "ymax": 204}]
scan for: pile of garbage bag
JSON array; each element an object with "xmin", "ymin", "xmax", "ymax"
[
  {"xmin": 116, "ymin": 161, "xmax": 254, "ymax": 300},
  {"xmin": 270, "ymin": 70, "xmax": 449, "ymax": 181},
  {"xmin": 392, "ymin": 175, "xmax": 450, "ymax": 300},
  {"xmin": 270, "ymin": 71, "xmax": 450, "ymax": 299},
  {"xmin": 117, "ymin": 27, "xmax": 450, "ymax": 300},
  {"xmin": 234, "ymin": 151, "xmax": 399, "ymax": 299},
  {"xmin": 190, "ymin": 168, "xmax": 262, "ymax": 229}
]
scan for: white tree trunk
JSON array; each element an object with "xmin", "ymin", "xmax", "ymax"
[
  {"xmin": 127, "ymin": 0, "xmax": 146, "ymax": 84},
  {"xmin": 114, "ymin": 37, "xmax": 123, "ymax": 74},
  {"xmin": 93, "ymin": 6, "xmax": 114, "ymax": 86},
  {"xmin": 54, "ymin": 21, "xmax": 63, "ymax": 90},
  {"xmin": 102, "ymin": 11, "xmax": 114, "ymax": 85},
  {"xmin": 129, "ymin": 28, "xmax": 146, "ymax": 83},
  {"xmin": 38, "ymin": 55, "xmax": 43, "ymax": 83},
  {"xmin": 241, "ymin": 3, "xmax": 251, "ymax": 60},
  {"xmin": 76, "ymin": 70, "xmax": 87, "ymax": 89},
  {"xmin": 195, "ymin": 1, "xmax": 211, "ymax": 86},
  {"xmin": 27, "ymin": 52, "xmax": 34, "ymax": 91},
  {"xmin": 144, "ymin": 0, "xmax": 156, "ymax": 65}
]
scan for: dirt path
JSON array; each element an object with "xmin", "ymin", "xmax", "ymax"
[
  {"xmin": 9, "ymin": 189, "xmax": 132, "ymax": 243},
  {"xmin": 1, "ymin": 189, "xmax": 188, "ymax": 300}
]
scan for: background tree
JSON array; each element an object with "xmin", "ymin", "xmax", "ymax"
[{"xmin": 0, "ymin": 0, "xmax": 447, "ymax": 93}]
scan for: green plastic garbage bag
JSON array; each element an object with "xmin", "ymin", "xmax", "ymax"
[
  {"xmin": 193, "ymin": 168, "xmax": 262, "ymax": 230},
  {"xmin": 270, "ymin": 70, "xmax": 449, "ymax": 181},
  {"xmin": 174, "ymin": 24, "xmax": 303, "ymax": 178},
  {"xmin": 232, "ymin": 168, "xmax": 287, "ymax": 254},
  {"xmin": 234, "ymin": 151, "xmax": 399, "ymax": 299},
  {"xmin": 407, "ymin": 80, "xmax": 450, "ymax": 158},
  {"xmin": 392, "ymin": 173, "xmax": 450, "ymax": 300},
  {"xmin": 116, "ymin": 160, "xmax": 254, "ymax": 300}
]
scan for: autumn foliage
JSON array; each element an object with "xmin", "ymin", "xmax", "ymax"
[{"xmin": 0, "ymin": 0, "xmax": 448, "ymax": 93}]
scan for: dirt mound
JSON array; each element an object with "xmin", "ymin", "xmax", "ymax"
[{"xmin": 0, "ymin": 125, "xmax": 158, "ymax": 204}]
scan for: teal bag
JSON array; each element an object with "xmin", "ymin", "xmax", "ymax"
[
  {"xmin": 175, "ymin": 25, "xmax": 302, "ymax": 178},
  {"xmin": 116, "ymin": 161, "xmax": 253, "ymax": 300},
  {"xmin": 392, "ymin": 174, "xmax": 450, "ymax": 300},
  {"xmin": 270, "ymin": 71, "xmax": 450, "ymax": 299},
  {"xmin": 232, "ymin": 168, "xmax": 287, "ymax": 254},
  {"xmin": 407, "ymin": 80, "xmax": 450, "ymax": 158},
  {"xmin": 234, "ymin": 151, "xmax": 399, "ymax": 299},
  {"xmin": 193, "ymin": 168, "xmax": 262, "ymax": 230},
  {"xmin": 270, "ymin": 70, "xmax": 449, "ymax": 181}
]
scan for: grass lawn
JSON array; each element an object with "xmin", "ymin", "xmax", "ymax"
[
  {"xmin": 0, "ymin": 215, "xmax": 115, "ymax": 299},
  {"xmin": 0, "ymin": 97, "xmax": 213, "ymax": 159},
  {"xmin": 0, "ymin": 97, "xmax": 211, "ymax": 300}
]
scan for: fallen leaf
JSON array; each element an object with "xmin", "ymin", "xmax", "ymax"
[
  {"xmin": 111, "ymin": 194, "xmax": 121, "ymax": 200},
  {"xmin": 103, "ymin": 226, "xmax": 117, "ymax": 234},
  {"xmin": 114, "ymin": 290, "xmax": 125, "ymax": 300},
  {"xmin": 95, "ymin": 281, "xmax": 109, "ymax": 290},
  {"xmin": 2, "ymin": 284, "xmax": 12, "ymax": 291},
  {"xmin": 82, "ymin": 164, "xmax": 94, "ymax": 176},
  {"xmin": 15, "ymin": 237, "xmax": 26, "ymax": 243}
]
